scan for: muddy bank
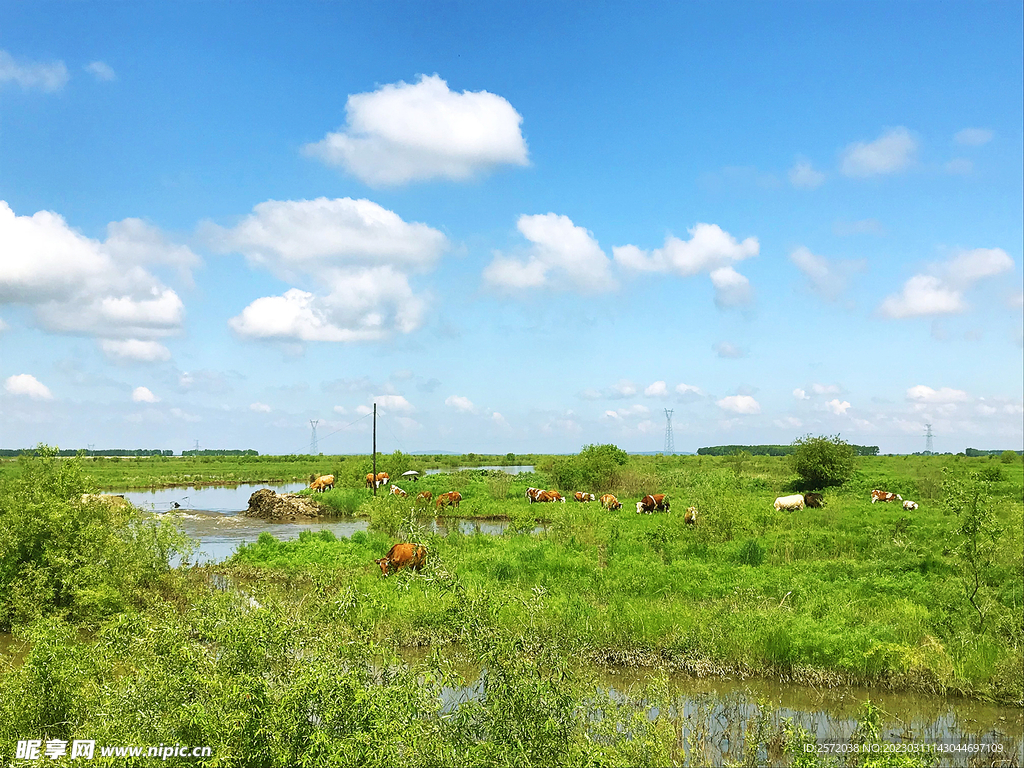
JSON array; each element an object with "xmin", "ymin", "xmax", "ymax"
[{"xmin": 245, "ymin": 489, "xmax": 327, "ymax": 520}]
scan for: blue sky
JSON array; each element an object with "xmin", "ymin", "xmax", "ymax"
[{"xmin": 1, "ymin": 1, "xmax": 1021, "ymax": 455}]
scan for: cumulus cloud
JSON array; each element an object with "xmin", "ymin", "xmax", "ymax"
[
  {"xmin": 825, "ymin": 399, "xmax": 851, "ymax": 415},
  {"xmin": 372, "ymin": 394, "xmax": 414, "ymax": 413},
  {"xmin": 445, "ymin": 395, "xmax": 475, "ymax": 412},
  {"xmin": 85, "ymin": 61, "xmax": 116, "ymax": 81},
  {"xmin": 793, "ymin": 388, "xmax": 809, "ymax": 400},
  {"xmin": 879, "ymin": 248, "xmax": 1014, "ymax": 319},
  {"xmin": 250, "ymin": 402, "xmax": 271, "ymax": 412},
  {"xmin": 714, "ymin": 341, "xmax": 746, "ymax": 358},
  {"xmin": 675, "ymin": 383, "xmax": 704, "ymax": 399},
  {"xmin": 0, "ymin": 203, "xmax": 194, "ymax": 354},
  {"xmin": 788, "ymin": 158, "xmax": 825, "ymax": 189},
  {"xmin": 906, "ymin": 385, "xmax": 969, "ymax": 404},
  {"xmin": 4, "ymin": 373, "xmax": 53, "ymax": 399},
  {"xmin": 840, "ymin": 127, "xmax": 917, "ymax": 177},
  {"xmin": 603, "ymin": 404, "xmax": 650, "ymax": 420},
  {"xmin": 483, "ymin": 213, "xmax": 615, "ymax": 293},
  {"xmin": 491, "ymin": 412, "xmax": 509, "ymax": 427},
  {"xmin": 613, "ymin": 223, "xmax": 758, "ymax": 308},
  {"xmin": 209, "ymin": 198, "xmax": 447, "ymax": 343},
  {"xmin": 132, "ymin": 386, "xmax": 159, "ymax": 403},
  {"xmin": 811, "ymin": 383, "xmax": 841, "ymax": 395},
  {"xmin": 302, "ymin": 74, "xmax": 528, "ymax": 186},
  {"xmin": 644, "ymin": 381, "xmax": 668, "ymax": 398},
  {"xmin": 717, "ymin": 395, "xmax": 760, "ymax": 415},
  {"xmin": 0, "ymin": 50, "xmax": 68, "ymax": 92},
  {"xmin": 955, "ymin": 128, "xmax": 994, "ymax": 146},
  {"xmin": 100, "ymin": 339, "xmax": 172, "ymax": 362},
  {"xmin": 789, "ymin": 247, "xmax": 865, "ymax": 301}
]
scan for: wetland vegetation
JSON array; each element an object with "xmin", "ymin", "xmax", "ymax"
[{"xmin": 1, "ymin": 445, "xmax": 1021, "ymax": 766}]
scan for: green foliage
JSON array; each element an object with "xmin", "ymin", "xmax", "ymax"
[
  {"xmin": 550, "ymin": 443, "xmax": 629, "ymax": 492},
  {"xmin": 736, "ymin": 538, "xmax": 765, "ymax": 566},
  {"xmin": 0, "ymin": 448, "xmax": 192, "ymax": 630},
  {"xmin": 791, "ymin": 434, "xmax": 857, "ymax": 489},
  {"xmin": 944, "ymin": 470, "xmax": 1001, "ymax": 632},
  {"xmin": 1000, "ymin": 450, "xmax": 1019, "ymax": 464}
]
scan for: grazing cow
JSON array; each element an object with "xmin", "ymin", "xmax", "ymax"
[
  {"xmin": 636, "ymin": 494, "xmax": 670, "ymax": 514},
  {"xmin": 435, "ymin": 491, "xmax": 463, "ymax": 509},
  {"xmin": 903, "ymin": 499, "xmax": 919, "ymax": 511},
  {"xmin": 374, "ymin": 543, "xmax": 428, "ymax": 576},
  {"xmin": 871, "ymin": 489, "xmax": 903, "ymax": 504},
  {"xmin": 416, "ymin": 491, "xmax": 433, "ymax": 503},
  {"xmin": 390, "ymin": 485, "xmax": 407, "ymax": 498},
  {"xmin": 376, "ymin": 472, "xmax": 390, "ymax": 489},
  {"xmin": 365, "ymin": 473, "xmax": 376, "ymax": 489},
  {"xmin": 574, "ymin": 492, "xmax": 596, "ymax": 503},
  {"xmin": 535, "ymin": 490, "xmax": 566, "ymax": 503},
  {"xmin": 526, "ymin": 487, "xmax": 543, "ymax": 503},
  {"xmin": 600, "ymin": 494, "xmax": 622, "ymax": 510},
  {"xmin": 774, "ymin": 494, "xmax": 805, "ymax": 512},
  {"xmin": 309, "ymin": 474, "xmax": 334, "ymax": 492},
  {"xmin": 803, "ymin": 492, "xmax": 824, "ymax": 508},
  {"xmin": 684, "ymin": 506, "xmax": 698, "ymax": 525}
]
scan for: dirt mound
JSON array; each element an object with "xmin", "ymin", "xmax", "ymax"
[
  {"xmin": 245, "ymin": 488, "xmax": 326, "ymax": 520},
  {"xmin": 80, "ymin": 493, "xmax": 130, "ymax": 508}
]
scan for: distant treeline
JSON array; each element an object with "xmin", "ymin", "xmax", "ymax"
[
  {"xmin": 697, "ymin": 444, "xmax": 880, "ymax": 457},
  {"xmin": 0, "ymin": 449, "xmax": 174, "ymax": 457},
  {"xmin": 181, "ymin": 449, "xmax": 259, "ymax": 457},
  {"xmin": 965, "ymin": 448, "xmax": 1024, "ymax": 457}
]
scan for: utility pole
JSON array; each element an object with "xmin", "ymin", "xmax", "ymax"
[{"xmin": 372, "ymin": 403, "xmax": 377, "ymax": 497}]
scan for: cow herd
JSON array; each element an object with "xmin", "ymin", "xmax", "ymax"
[{"xmin": 772, "ymin": 489, "xmax": 920, "ymax": 512}]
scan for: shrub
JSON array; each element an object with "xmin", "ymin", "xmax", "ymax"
[
  {"xmin": 1000, "ymin": 450, "xmax": 1019, "ymax": 464},
  {"xmin": 550, "ymin": 444, "xmax": 629, "ymax": 492},
  {"xmin": 790, "ymin": 434, "xmax": 856, "ymax": 489}
]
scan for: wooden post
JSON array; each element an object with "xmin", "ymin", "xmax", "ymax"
[{"xmin": 372, "ymin": 403, "xmax": 377, "ymax": 497}]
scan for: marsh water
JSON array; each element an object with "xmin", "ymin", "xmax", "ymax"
[{"xmin": 116, "ymin": 481, "xmax": 535, "ymax": 564}]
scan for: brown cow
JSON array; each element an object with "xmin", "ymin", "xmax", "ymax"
[
  {"xmin": 870, "ymin": 489, "xmax": 902, "ymax": 504},
  {"xmin": 684, "ymin": 506, "xmax": 698, "ymax": 525},
  {"xmin": 390, "ymin": 485, "xmax": 407, "ymax": 498},
  {"xmin": 574, "ymin": 492, "xmax": 596, "ymax": 503},
  {"xmin": 526, "ymin": 487, "xmax": 542, "ymax": 503},
  {"xmin": 365, "ymin": 473, "xmax": 376, "ymax": 489},
  {"xmin": 636, "ymin": 494, "xmax": 669, "ymax": 514},
  {"xmin": 804, "ymin": 492, "xmax": 824, "ymax": 508},
  {"xmin": 374, "ymin": 543, "xmax": 428, "ymax": 576},
  {"xmin": 600, "ymin": 494, "xmax": 622, "ymax": 510},
  {"xmin": 534, "ymin": 490, "xmax": 565, "ymax": 503},
  {"xmin": 416, "ymin": 491, "xmax": 433, "ymax": 503},
  {"xmin": 309, "ymin": 474, "xmax": 334, "ymax": 492},
  {"xmin": 435, "ymin": 491, "xmax": 462, "ymax": 509}
]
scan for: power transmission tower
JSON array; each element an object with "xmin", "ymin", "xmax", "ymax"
[
  {"xmin": 664, "ymin": 409, "xmax": 675, "ymax": 454},
  {"xmin": 310, "ymin": 419, "xmax": 319, "ymax": 455},
  {"xmin": 924, "ymin": 423, "xmax": 934, "ymax": 454}
]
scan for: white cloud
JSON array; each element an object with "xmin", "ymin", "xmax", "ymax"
[
  {"xmin": 445, "ymin": 395, "xmax": 475, "ymax": 412},
  {"xmin": 610, "ymin": 380, "xmax": 637, "ymax": 398},
  {"xmin": 945, "ymin": 158, "xmax": 973, "ymax": 175},
  {"xmin": 644, "ymin": 381, "xmax": 668, "ymax": 398},
  {"xmin": 955, "ymin": 128, "xmax": 994, "ymax": 146},
  {"xmin": 793, "ymin": 388, "xmax": 809, "ymax": 400},
  {"xmin": 613, "ymin": 223, "xmax": 758, "ymax": 277},
  {"xmin": 0, "ymin": 202, "xmax": 193, "ymax": 347},
  {"xmin": 100, "ymin": 339, "xmax": 172, "ymax": 362},
  {"xmin": 833, "ymin": 219, "xmax": 886, "ymax": 237},
  {"xmin": 604, "ymin": 404, "xmax": 650, "ymax": 421},
  {"xmin": 825, "ymin": 399, "xmax": 851, "ymax": 415},
  {"xmin": 491, "ymin": 412, "xmax": 509, "ymax": 427},
  {"xmin": 209, "ymin": 197, "xmax": 448, "ymax": 343},
  {"xmin": 717, "ymin": 395, "xmax": 760, "ymax": 415},
  {"xmin": 483, "ymin": 213, "xmax": 616, "ymax": 293},
  {"xmin": 0, "ymin": 317, "xmax": 7, "ymax": 332},
  {"xmin": 811, "ymin": 383, "xmax": 841, "ymax": 395},
  {"xmin": 395, "ymin": 416, "xmax": 422, "ymax": 430},
  {"xmin": 675, "ymin": 383, "xmax": 704, "ymax": 397},
  {"xmin": 170, "ymin": 407, "xmax": 200, "ymax": 423},
  {"xmin": 84, "ymin": 61, "xmax": 116, "ymax": 81},
  {"xmin": 879, "ymin": 248, "xmax": 1014, "ymax": 319},
  {"xmin": 709, "ymin": 266, "xmax": 753, "ymax": 308},
  {"xmin": 250, "ymin": 402, "xmax": 272, "ymax": 412},
  {"xmin": 714, "ymin": 341, "xmax": 746, "ymax": 358},
  {"xmin": 302, "ymin": 74, "xmax": 528, "ymax": 186},
  {"xmin": 0, "ymin": 50, "xmax": 68, "ymax": 92},
  {"xmin": 132, "ymin": 386, "xmax": 159, "ymax": 403},
  {"xmin": 373, "ymin": 394, "xmax": 414, "ymax": 413},
  {"xmin": 840, "ymin": 127, "xmax": 917, "ymax": 177},
  {"xmin": 906, "ymin": 385, "xmax": 969, "ymax": 404},
  {"xmin": 790, "ymin": 247, "xmax": 865, "ymax": 301},
  {"xmin": 788, "ymin": 158, "xmax": 825, "ymax": 189},
  {"xmin": 4, "ymin": 373, "xmax": 53, "ymax": 400},
  {"xmin": 355, "ymin": 404, "xmax": 373, "ymax": 416}
]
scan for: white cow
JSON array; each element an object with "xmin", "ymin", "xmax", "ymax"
[
  {"xmin": 774, "ymin": 494, "xmax": 806, "ymax": 512},
  {"xmin": 902, "ymin": 499, "xmax": 919, "ymax": 511}
]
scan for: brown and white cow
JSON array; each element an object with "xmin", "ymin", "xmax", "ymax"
[
  {"xmin": 636, "ymin": 494, "xmax": 669, "ymax": 514},
  {"xmin": 535, "ymin": 490, "xmax": 565, "ymax": 503},
  {"xmin": 574, "ymin": 492, "xmax": 596, "ymax": 503},
  {"xmin": 374, "ymin": 543, "xmax": 428, "ymax": 576},
  {"xmin": 416, "ymin": 491, "xmax": 433, "ymax": 503},
  {"xmin": 435, "ymin": 491, "xmax": 462, "ymax": 509},
  {"xmin": 526, "ymin": 487, "xmax": 542, "ymax": 503},
  {"xmin": 870, "ymin": 489, "xmax": 903, "ymax": 504},
  {"xmin": 684, "ymin": 506, "xmax": 698, "ymax": 525},
  {"xmin": 902, "ymin": 499, "xmax": 919, "ymax": 511},
  {"xmin": 600, "ymin": 494, "xmax": 622, "ymax": 510},
  {"xmin": 390, "ymin": 485, "xmax": 407, "ymax": 498},
  {"xmin": 309, "ymin": 474, "xmax": 334, "ymax": 492}
]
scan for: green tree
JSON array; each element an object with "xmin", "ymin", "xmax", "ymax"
[
  {"xmin": 943, "ymin": 469, "xmax": 1001, "ymax": 632},
  {"xmin": 551, "ymin": 444, "xmax": 629, "ymax": 491},
  {"xmin": 790, "ymin": 434, "xmax": 856, "ymax": 489}
]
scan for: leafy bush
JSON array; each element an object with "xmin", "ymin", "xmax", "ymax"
[
  {"xmin": 790, "ymin": 434, "xmax": 856, "ymax": 489},
  {"xmin": 550, "ymin": 444, "xmax": 629, "ymax": 492}
]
